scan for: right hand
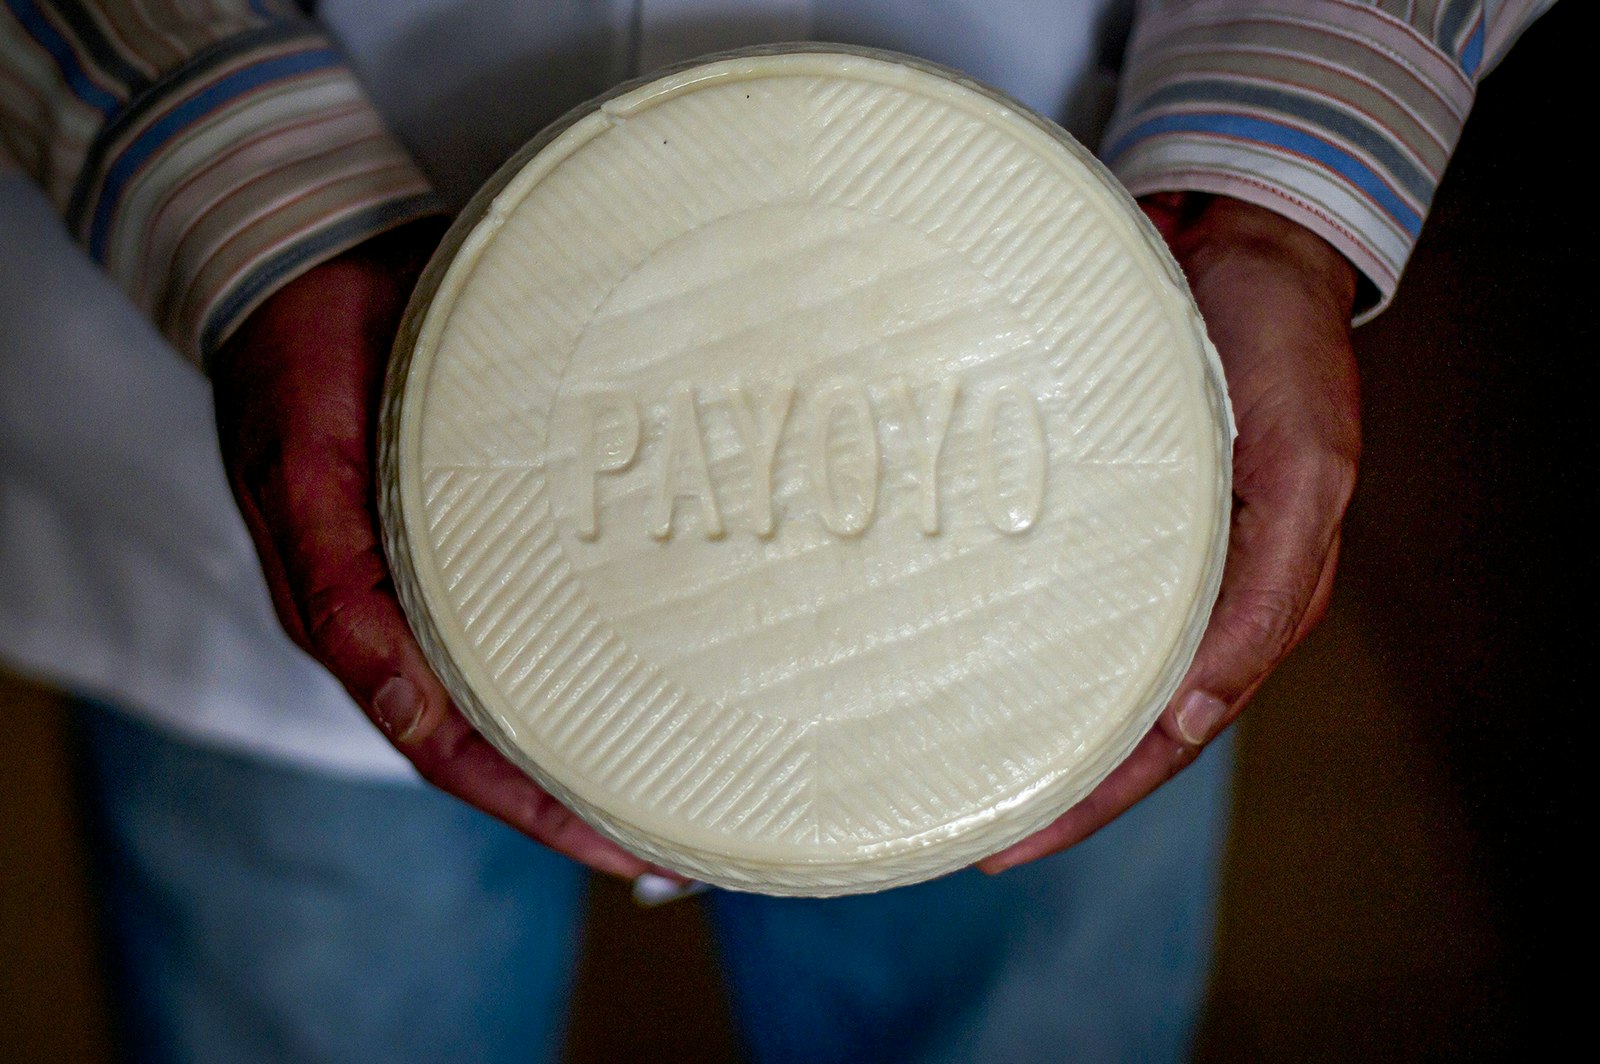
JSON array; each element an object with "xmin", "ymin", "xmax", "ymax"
[
  {"xmin": 980, "ymin": 195, "xmax": 1361, "ymax": 872},
  {"xmin": 213, "ymin": 221, "xmax": 662, "ymax": 881}
]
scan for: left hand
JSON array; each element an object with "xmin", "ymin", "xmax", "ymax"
[
  {"xmin": 979, "ymin": 194, "xmax": 1361, "ymax": 872},
  {"xmin": 212, "ymin": 220, "xmax": 664, "ymax": 881}
]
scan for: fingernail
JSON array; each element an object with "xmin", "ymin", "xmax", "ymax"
[
  {"xmin": 375, "ymin": 676, "xmax": 426, "ymax": 742},
  {"xmin": 979, "ymin": 853, "xmax": 1017, "ymax": 875},
  {"xmin": 1175, "ymin": 690, "xmax": 1229, "ymax": 746},
  {"xmin": 979, "ymin": 838, "xmax": 1038, "ymax": 875},
  {"xmin": 632, "ymin": 874, "xmax": 708, "ymax": 907}
]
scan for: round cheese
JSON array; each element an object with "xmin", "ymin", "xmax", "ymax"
[{"xmin": 379, "ymin": 46, "xmax": 1232, "ymax": 896}]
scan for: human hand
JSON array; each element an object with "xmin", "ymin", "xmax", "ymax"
[
  {"xmin": 980, "ymin": 194, "xmax": 1361, "ymax": 872},
  {"xmin": 212, "ymin": 221, "xmax": 659, "ymax": 880}
]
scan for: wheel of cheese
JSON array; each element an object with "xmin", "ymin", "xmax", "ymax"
[{"xmin": 379, "ymin": 46, "xmax": 1232, "ymax": 896}]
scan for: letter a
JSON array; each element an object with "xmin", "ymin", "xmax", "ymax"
[{"xmin": 649, "ymin": 386, "xmax": 725, "ymax": 540}]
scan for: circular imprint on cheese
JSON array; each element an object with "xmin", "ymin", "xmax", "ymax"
[{"xmin": 380, "ymin": 47, "xmax": 1232, "ymax": 896}]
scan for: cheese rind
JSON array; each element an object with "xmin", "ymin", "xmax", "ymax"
[{"xmin": 379, "ymin": 47, "xmax": 1232, "ymax": 895}]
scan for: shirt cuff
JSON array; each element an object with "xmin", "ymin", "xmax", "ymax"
[
  {"xmin": 1102, "ymin": 0, "xmax": 1482, "ymax": 323},
  {"xmin": 64, "ymin": 21, "xmax": 442, "ymax": 367}
]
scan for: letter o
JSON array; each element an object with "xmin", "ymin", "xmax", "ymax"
[
  {"xmin": 977, "ymin": 383, "xmax": 1047, "ymax": 535},
  {"xmin": 808, "ymin": 383, "xmax": 880, "ymax": 538}
]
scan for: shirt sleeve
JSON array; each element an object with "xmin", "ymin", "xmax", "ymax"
[
  {"xmin": 1102, "ymin": 0, "xmax": 1556, "ymax": 321},
  {"xmin": 0, "ymin": 0, "xmax": 441, "ymax": 367}
]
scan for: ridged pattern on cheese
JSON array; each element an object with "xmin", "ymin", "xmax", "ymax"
[{"xmin": 380, "ymin": 48, "xmax": 1231, "ymax": 895}]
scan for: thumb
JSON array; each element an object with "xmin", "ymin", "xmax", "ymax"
[
  {"xmin": 1160, "ymin": 461, "xmax": 1349, "ymax": 750},
  {"xmin": 271, "ymin": 443, "xmax": 454, "ymax": 744}
]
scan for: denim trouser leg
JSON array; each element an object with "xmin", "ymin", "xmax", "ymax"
[
  {"xmin": 73, "ymin": 703, "xmax": 588, "ymax": 1064},
  {"xmin": 75, "ymin": 701, "xmax": 1231, "ymax": 1063}
]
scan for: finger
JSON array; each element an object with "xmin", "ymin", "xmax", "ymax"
[
  {"xmin": 1291, "ymin": 529, "xmax": 1341, "ymax": 650},
  {"xmin": 411, "ymin": 710, "xmax": 657, "ymax": 880},
  {"xmin": 978, "ymin": 721, "xmax": 1200, "ymax": 872},
  {"xmin": 226, "ymin": 469, "xmax": 313, "ymax": 653}
]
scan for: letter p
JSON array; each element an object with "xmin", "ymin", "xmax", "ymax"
[{"xmin": 575, "ymin": 391, "xmax": 641, "ymax": 541}]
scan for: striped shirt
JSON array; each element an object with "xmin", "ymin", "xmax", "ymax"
[
  {"xmin": 1, "ymin": 1, "xmax": 1554, "ymax": 365},
  {"xmin": 0, "ymin": 0, "xmax": 440, "ymax": 366},
  {"xmin": 1102, "ymin": 0, "xmax": 1555, "ymax": 320}
]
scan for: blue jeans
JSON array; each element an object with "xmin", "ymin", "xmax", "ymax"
[{"xmin": 74, "ymin": 703, "xmax": 1232, "ymax": 1064}]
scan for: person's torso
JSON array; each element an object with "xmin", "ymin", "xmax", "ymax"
[{"xmin": 0, "ymin": 0, "xmax": 1132, "ymax": 775}]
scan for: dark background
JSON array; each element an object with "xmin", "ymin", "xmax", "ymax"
[{"xmin": 2, "ymin": 6, "xmax": 1578, "ymax": 1061}]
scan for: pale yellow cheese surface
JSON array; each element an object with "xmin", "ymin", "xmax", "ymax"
[{"xmin": 380, "ymin": 49, "xmax": 1231, "ymax": 895}]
